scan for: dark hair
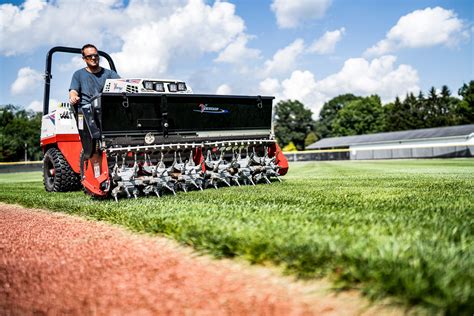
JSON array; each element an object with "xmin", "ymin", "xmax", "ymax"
[{"xmin": 81, "ymin": 44, "xmax": 97, "ymax": 56}]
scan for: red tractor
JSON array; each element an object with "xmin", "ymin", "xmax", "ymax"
[{"xmin": 41, "ymin": 46, "xmax": 288, "ymax": 201}]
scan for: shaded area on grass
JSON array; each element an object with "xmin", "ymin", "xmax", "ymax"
[{"xmin": 1, "ymin": 159, "xmax": 473, "ymax": 314}]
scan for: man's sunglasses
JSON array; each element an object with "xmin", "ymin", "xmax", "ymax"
[{"xmin": 83, "ymin": 54, "xmax": 99, "ymax": 60}]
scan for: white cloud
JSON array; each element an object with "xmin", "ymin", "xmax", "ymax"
[
  {"xmin": 111, "ymin": 0, "xmax": 246, "ymax": 76},
  {"xmin": 215, "ymin": 35, "xmax": 261, "ymax": 64},
  {"xmin": 124, "ymin": 0, "xmax": 187, "ymax": 21},
  {"xmin": 11, "ymin": 67, "xmax": 43, "ymax": 95},
  {"xmin": 271, "ymin": 0, "xmax": 332, "ymax": 29},
  {"xmin": 365, "ymin": 7, "xmax": 469, "ymax": 56},
  {"xmin": 258, "ymin": 55, "xmax": 419, "ymax": 117},
  {"xmin": 281, "ymin": 71, "xmax": 325, "ymax": 104},
  {"xmin": 308, "ymin": 27, "xmax": 345, "ymax": 54},
  {"xmin": 315, "ymin": 55, "xmax": 419, "ymax": 102},
  {"xmin": 259, "ymin": 78, "xmax": 281, "ymax": 96},
  {"xmin": 27, "ymin": 98, "xmax": 59, "ymax": 113},
  {"xmin": 216, "ymin": 84, "xmax": 232, "ymax": 95},
  {"xmin": 260, "ymin": 30, "xmax": 344, "ymax": 79},
  {"xmin": 0, "ymin": 0, "xmax": 123, "ymax": 56},
  {"xmin": 27, "ymin": 100, "xmax": 42, "ymax": 112},
  {"xmin": 262, "ymin": 39, "xmax": 305, "ymax": 77},
  {"xmin": 0, "ymin": 0, "xmax": 46, "ymax": 38},
  {"xmin": 258, "ymin": 71, "xmax": 325, "ymax": 116},
  {"xmin": 1, "ymin": 0, "xmax": 251, "ymax": 77}
]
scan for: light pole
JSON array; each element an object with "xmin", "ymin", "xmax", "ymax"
[{"xmin": 24, "ymin": 143, "xmax": 27, "ymax": 162}]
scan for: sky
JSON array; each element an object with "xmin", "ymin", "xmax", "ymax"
[{"xmin": 0, "ymin": 0, "xmax": 472, "ymax": 117}]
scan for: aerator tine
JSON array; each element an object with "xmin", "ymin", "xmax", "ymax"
[
  {"xmin": 164, "ymin": 184, "xmax": 176, "ymax": 195},
  {"xmin": 263, "ymin": 175, "xmax": 271, "ymax": 184},
  {"xmin": 188, "ymin": 151, "xmax": 195, "ymax": 167},
  {"xmin": 158, "ymin": 152, "xmax": 166, "ymax": 168},
  {"xmin": 125, "ymin": 187, "xmax": 132, "ymax": 198},
  {"xmin": 121, "ymin": 155, "xmax": 127, "ymax": 171},
  {"xmin": 248, "ymin": 176, "xmax": 255, "ymax": 186}
]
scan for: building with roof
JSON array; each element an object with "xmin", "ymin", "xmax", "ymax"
[{"xmin": 306, "ymin": 124, "xmax": 474, "ymax": 160}]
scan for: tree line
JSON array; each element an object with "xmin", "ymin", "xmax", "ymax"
[
  {"xmin": 275, "ymin": 81, "xmax": 474, "ymax": 151},
  {"xmin": 0, "ymin": 105, "xmax": 42, "ymax": 162}
]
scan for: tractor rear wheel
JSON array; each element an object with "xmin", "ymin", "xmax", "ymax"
[{"xmin": 43, "ymin": 147, "xmax": 81, "ymax": 192}]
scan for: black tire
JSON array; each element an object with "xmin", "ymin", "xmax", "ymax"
[{"xmin": 43, "ymin": 147, "xmax": 81, "ymax": 192}]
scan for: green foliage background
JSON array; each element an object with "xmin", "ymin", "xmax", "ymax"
[
  {"xmin": 0, "ymin": 105, "xmax": 42, "ymax": 162},
  {"xmin": 274, "ymin": 100, "xmax": 314, "ymax": 150},
  {"xmin": 1, "ymin": 159, "xmax": 473, "ymax": 314},
  {"xmin": 275, "ymin": 81, "xmax": 474, "ymax": 149}
]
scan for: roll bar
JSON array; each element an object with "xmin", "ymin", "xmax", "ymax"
[{"xmin": 43, "ymin": 46, "xmax": 117, "ymax": 114}]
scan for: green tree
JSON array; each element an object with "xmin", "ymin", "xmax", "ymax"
[
  {"xmin": 421, "ymin": 85, "xmax": 461, "ymax": 127},
  {"xmin": 282, "ymin": 141, "xmax": 297, "ymax": 152},
  {"xmin": 274, "ymin": 100, "xmax": 315, "ymax": 150},
  {"xmin": 405, "ymin": 92, "xmax": 427, "ymax": 129},
  {"xmin": 0, "ymin": 106, "xmax": 15, "ymax": 161},
  {"xmin": 383, "ymin": 96, "xmax": 402, "ymax": 132},
  {"xmin": 315, "ymin": 94, "xmax": 361, "ymax": 138},
  {"xmin": 385, "ymin": 85, "xmax": 464, "ymax": 131},
  {"xmin": 425, "ymin": 86, "xmax": 441, "ymax": 127},
  {"xmin": 383, "ymin": 93, "xmax": 425, "ymax": 132},
  {"xmin": 331, "ymin": 95, "xmax": 384, "ymax": 136},
  {"xmin": 456, "ymin": 81, "xmax": 474, "ymax": 124},
  {"xmin": 304, "ymin": 131, "xmax": 318, "ymax": 148},
  {"xmin": 415, "ymin": 91, "xmax": 428, "ymax": 128},
  {"xmin": 0, "ymin": 105, "xmax": 42, "ymax": 162},
  {"xmin": 439, "ymin": 85, "xmax": 460, "ymax": 126}
]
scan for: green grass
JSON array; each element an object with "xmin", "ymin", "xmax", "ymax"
[
  {"xmin": 1, "ymin": 159, "xmax": 473, "ymax": 314},
  {"xmin": 0, "ymin": 171, "xmax": 42, "ymax": 183}
]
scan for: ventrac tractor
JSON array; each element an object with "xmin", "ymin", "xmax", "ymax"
[{"xmin": 41, "ymin": 46, "xmax": 288, "ymax": 201}]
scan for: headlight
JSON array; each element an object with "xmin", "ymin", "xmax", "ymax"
[
  {"xmin": 143, "ymin": 81, "xmax": 154, "ymax": 90},
  {"xmin": 155, "ymin": 82, "xmax": 165, "ymax": 92},
  {"xmin": 168, "ymin": 83, "xmax": 177, "ymax": 92},
  {"xmin": 177, "ymin": 82, "xmax": 187, "ymax": 91}
]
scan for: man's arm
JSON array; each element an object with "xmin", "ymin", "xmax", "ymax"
[
  {"xmin": 69, "ymin": 89, "xmax": 80, "ymax": 105},
  {"xmin": 69, "ymin": 71, "xmax": 81, "ymax": 106}
]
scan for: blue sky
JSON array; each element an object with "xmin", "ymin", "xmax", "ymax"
[{"xmin": 0, "ymin": 0, "xmax": 472, "ymax": 117}]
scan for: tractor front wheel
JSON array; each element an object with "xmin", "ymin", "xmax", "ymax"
[{"xmin": 43, "ymin": 147, "xmax": 81, "ymax": 192}]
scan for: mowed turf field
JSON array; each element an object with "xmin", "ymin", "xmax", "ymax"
[{"xmin": 1, "ymin": 159, "xmax": 472, "ymax": 314}]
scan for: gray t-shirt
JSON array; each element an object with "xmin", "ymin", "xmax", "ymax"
[{"xmin": 69, "ymin": 68, "xmax": 120, "ymax": 107}]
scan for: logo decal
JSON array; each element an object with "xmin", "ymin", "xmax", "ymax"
[
  {"xmin": 117, "ymin": 79, "xmax": 141, "ymax": 84},
  {"xmin": 144, "ymin": 132, "xmax": 155, "ymax": 144},
  {"xmin": 113, "ymin": 83, "xmax": 124, "ymax": 92},
  {"xmin": 59, "ymin": 112, "xmax": 70, "ymax": 119},
  {"xmin": 194, "ymin": 103, "xmax": 229, "ymax": 114},
  {"xmin": 48, "ymin": 113, "xmax": 56, "ymax": 125}
]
